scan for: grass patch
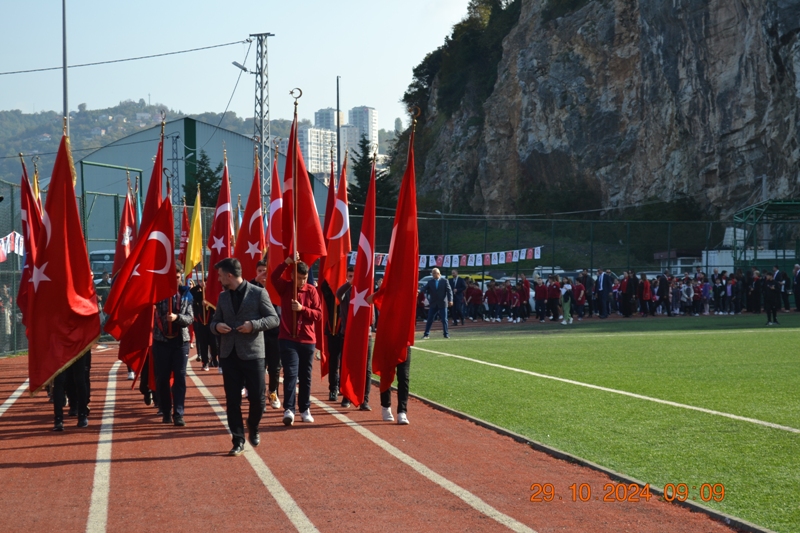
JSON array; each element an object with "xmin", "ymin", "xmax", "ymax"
[{"xmin": 408, "ymin": 313, "xmax": 800, "ymax": 532}]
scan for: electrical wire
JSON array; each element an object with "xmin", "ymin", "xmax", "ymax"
[{"xmin": 0, "ymin": 40, "xmax": 249, "ymax": 76}]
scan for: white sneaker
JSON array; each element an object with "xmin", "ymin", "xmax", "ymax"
[
  {"xmin": 300, "ymin": 409, "xmax": 314, "ymax": 423},
  {"xmin": 282, "ymin": 409, "xmax": 294, "ymax": 426},
  {"xmin": 507, "ymin": 317, "xmax": 513, "ymax": 322},
  {"xmin": 397, "ymin": 412, "xmax": 409, "ymax": 425},
  {"xmin": 382, "ymin": 406, "xmax": 394, "ymax": 421},
  {"xmin": 218, "ymin": 366, "xmax": 223, "ymax": 374},
  {"xmin": 568, "ymin": 318, "xmax": 573, "ymax": 324},
  {"xmin": 241, "ymin": 387, "xmax": 248, "ymax": 398},
  {"xmin": 127, "ymin": 371, "xmax": 135, "ymax": 380},
  {"xmin": 269, "ymin": 392, "xmax": 281, "ymax": 409},
  {"xmin": 729, "ymin": 312, "xmax": 734, "ymax": 315},
  {"xmin": 561, "ymin": 320, "xmax": 567, "ymax": 325},
  {"xmin": 559, "ymin": 315, "xmax": 563, "ymax": 319}
]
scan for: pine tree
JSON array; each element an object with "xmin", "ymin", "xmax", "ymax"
[
  {"xmin": 348, "ymin": 135, "xmax": 398, "ymax": 217},
  {"xmin": 183, "ymin": 149, "xmax": 222, "ymax": 207}
]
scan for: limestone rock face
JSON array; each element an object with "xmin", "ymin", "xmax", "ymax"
[{"xmin": 418, "ymin": 0, "xmax": 800, "ymax": 218}]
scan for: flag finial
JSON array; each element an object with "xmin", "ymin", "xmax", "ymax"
[
  {"xmin": 63, "ymin": 117, "xmax": 68, "ymax": 135},
  {"xmin": 410, "ymin": 106, "xmax": 421, "ymax": 133}
]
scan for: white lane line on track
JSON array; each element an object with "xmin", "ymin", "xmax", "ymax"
[
  {"xmin": 311, "ymin": 397, "xmax": 538, "ymax": 533},
  {"xmin": 0, "ymin": 379, "xmax": 29, "ymax": 417},
  {"xmin": 413, "ymin": 346, "xmax": 800, "ymax": 434},
  {"xmin": 187, "ymin": 365, "xmax": 318, "ymax": 533},
  {"xmin": 86, "ymin": 360, "xmax": 122, "ymax": 533}
]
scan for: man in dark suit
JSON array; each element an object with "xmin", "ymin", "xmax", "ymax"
[
  {"xmin": 211, "ymin": 257, "xmax": 280, "ymax": 456},
  {"xmin": 773, "ymin": 265, "xmax": 791, "ymax": 311},
  {"xmin": 794, "ymin": 264, "xmax": 800, "ymax": 312},
  {"xmin": 658, "ymin": 270, "xmax": 673, "ymax": 316},
  {"xmin": 449, "ymin": 269, "xmax": 467, "ymax": 326},
  {"xmin": 423, "ymin": 268, "xmax": 453, "ymax": 339},
  {"xmin": 595, "ymin": 268, "xmax": 612, "ymax": 318}
]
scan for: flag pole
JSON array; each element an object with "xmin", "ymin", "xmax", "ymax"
[
  {"xmin": 198, "ymin": 183, "xmax": 208, "ymax": 324},
  {"xmin": 290, "ymin": 88, "xmax": 302, "ymax": 337}
]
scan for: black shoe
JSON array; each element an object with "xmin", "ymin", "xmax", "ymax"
[
  {"xmin": 53, "ymin": 419, "xmax": 64, "ymax": 432},
  {"xmin": 162, "ymin": 414, "xmax": 172, "ymax": 424},
  {"xmin": 229, "ymin": 442, "xmax": 245, "ymax": 456},
  {"xmin": 77, "ymin": 416, "xmax": 89, "ymax": 428},
  {"xmin": 444, "ymin": 334, "xmax": 450, "ymax": 338},
  {"xmin": 144, "ymin": 391, "xmax": 152, "ymax": 406},
  {"xmin": 359, "ymin": 403, "xmax": 372, "ymax": 411},
  {"xmin": 68, "ymin": 407, "xmax": 77, "ymax": 417},
  {"xmin": 156, "ymin": 408, "xmax": 163, "ymax": 416},
  {"xmin": 328, "ymin": 391, "xmax": 337, "ymax": 402},
  {"xmin": 248, "ymin": 430, "xmax": 260, "ymax": 447},
  {"xmin": 173, "ymin": 415, "xmax": 185, "ymax": 427},
  {"xmin": 195, "ymin": 355, "xmax": 201, "ymax": 362},
  {"xmin": 341, "ymin": 398, "xmax": 351, "ymax": 408}
]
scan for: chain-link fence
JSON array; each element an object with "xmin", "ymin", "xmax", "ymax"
[{"xmin": 1, "ymin": 186, "xmax": 799, "ymax": 356}]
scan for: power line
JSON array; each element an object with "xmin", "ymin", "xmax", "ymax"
[{"xmin": 0, "ymin": 40, "xmax": 249, "ymax": 76}]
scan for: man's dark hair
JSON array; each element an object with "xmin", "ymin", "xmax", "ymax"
[
  {"xmin": 175, "ymin": 260, "xmax": 184, "ymax": 274},
  {"xmin": 347, "ymin": 265, "xmax": 355, "ymax": 273},
  {"xmin": 256, "ymin": 258, "xmax": 268, "ymax": 268},
  {"xmin": 296, "ymin": 261, "xmax": 309, "ymax": 276},
  {"xmin": 215, "ymin": 257, "xmax": 242, "ymax": 277}
]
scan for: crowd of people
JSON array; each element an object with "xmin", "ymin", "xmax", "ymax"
[{"xmin": 416, "ymin": 265, "xmax": 800, "ymax": 328}]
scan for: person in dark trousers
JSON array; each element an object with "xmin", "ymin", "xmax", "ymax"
[
  {"xmin": 379, "ymin": 348, "xmax": 411, "ymax": 425},
  {"xmin": 251, "ymin": 259, "xmax": 282, "ymax": 410},
  {"xmin": 270, "ymin": 254, "xmax": 322, "ymax": 427},
  {"xmin": 190, "ymin": 278, "xmax": 218, "ymax": 371},
  {"xmin": 763, "ymin": 272, "xmax": 780, "ymax": 325},
  {"xmin": 321, "ymin": 266, "xmax": 353, "ymax": 402},
  {"xmin": 449, "ymin": 269, "xmax": 467, "ymax": 326},
  {"xmin": 212, "ymin": 257, "xmax": 280, "ymax": 456},
  {"xmin": 773, "ymin": 265, "xmax": 791, "ymax": 311},
  {"xmin": 596, "ymin": 268, "xmax": 611, "ymax": 318},
  {"xmin": 657, "ymin": 271, "xmax": 672, "ymax": 316},
  {"xmin": 794, "ymin": 264, "xmax": 800, "ymax": 312},
  {"xmin": 336, "ymin": 268, "xmax": 374, "ymax": 410},
  {"xmin": 52, "ymin": 351, "xmax": 90, "ymax": 431},
  {"xmin": 152, "ymin": 264, "xmax": 194, "ymax": 426},
  {"xmin": 422, "ymin": 268, "xmax": 453, "ymax": 339}
]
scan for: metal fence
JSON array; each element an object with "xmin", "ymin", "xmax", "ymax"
[{"xmin": 1, "ymin": 185, "xmax": 798, "ymax": 356}]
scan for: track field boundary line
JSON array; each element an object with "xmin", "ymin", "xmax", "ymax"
[
  {"xmin": 187, "ymin": 366, "xmax": 319, "ymax": 533},
  {"xmin": 0, "ymin": 379, "xmax": 29, "ymax": 417},
  {"xmin": 86, "ymin": 360, "xmax": 121, "ymax": 533},
  {"xmin": 310, "ymin": 396, "xmax": 538, "ymax": 533},
  {"xmin": 381, "ymin": 381, "xmax": 776, "ymax": 533},
  {"xmin": 412, "ymin": 346, "xmax": 800, "ymax": 434},
  {"xmin": 429, "ymin": 328, "xmax": 800, "ymax": 343}
]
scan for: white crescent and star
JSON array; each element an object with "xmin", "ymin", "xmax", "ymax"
[
  {"xmin": 121, "ymin": 226, "xmax": 133, "ymax": 246},
  {"xmin": 215, "ymin": 202, "xmax": 231, "ymax": 219},
  {"xmin": 249, "ymin": 208, "xmax": 263, "ymax": 233},
  {"xmin": 246, "ymin": 241, "xmax": 262, "ymax": 259},
  {"xmin": 350, "ymin": 287, "xmax": 370, "ymax": 315},
  {"xmin": 329, "ymin": 199, "xmax": 350, "ymax": 240},
  {"xmin": 211, "ymin": 235, "xmax": 226, "ymax": 254},
  {"xmin": 42, "ymin": 211, "xmax": 52, "ymax": 247},
  {"xmin": 268, "ymin": 198, "xmax": 283, "ymax": 246},
  {"xmin": 31, "ymin": 262, "xmax": 50, "ymax": 292},
  {"xmin": 145, "ymin": 231, "xmax": 172, "ymax": 274}
]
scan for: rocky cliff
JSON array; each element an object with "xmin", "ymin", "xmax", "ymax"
[{"xmin": 414, "ymin": 0, "xmax": 800, "ymax": 218}]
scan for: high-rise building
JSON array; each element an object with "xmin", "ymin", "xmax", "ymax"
[
  {"xmin": 279, "ymin": 125, "xmax": 337, "ymax": 179},
  {"xmin": 348, "ymin": 106, "xmax": 379, "ymax": 152},
  {"xmin": 339, "ymin": 124, "xmax": 360, "ymax": 169},
  {"xmin": 314, "ymin": 108, "xmax": 344, "ymax": 131}
]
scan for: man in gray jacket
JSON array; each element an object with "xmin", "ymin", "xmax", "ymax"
[{"xmin": 211, "ymin": 257, "xmax": 280, "ymax": 456}]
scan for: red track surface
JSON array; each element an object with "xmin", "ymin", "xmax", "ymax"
[{"xmin": 0, "ymin": 348, "xmax": 739, "ymax": 533}]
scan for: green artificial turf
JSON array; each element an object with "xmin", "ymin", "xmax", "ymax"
[{"xmin": 407, "ymin": 313, "xmax": 800, "ymax": 532}]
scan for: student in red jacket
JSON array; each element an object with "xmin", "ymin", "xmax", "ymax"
[
  {"xmin": 639, "ymin": 274, "xmax": 652, "ymax": 317},
  {"xmin": 510, "ymin": 283, "xmax": 523, "ymax": 323},
  {"xmin": 534, "ymin": 279, "xmax": 548, "ymax": 322},
  {"xmin": 573, "ymin": 278, "xmax": 586, "ymax": 320},
  {"xmin": 547, "ymin": 276, "xmax": 561, "ymax": 322},
  {"xmin": 271, "ymin": 255, "xmax": 322, "ymax": 426},
  {"xmin": 485, "ymin": 282, "xmax": 500, "ymax": 322}
]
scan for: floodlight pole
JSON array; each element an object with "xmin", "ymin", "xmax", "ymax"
[
  {"xmin": 62, "ymin": 0, "xmax": 69, "ymax": 136},
  {"xmin": 251, "ymin": 32, "xmax": 274, "ymax": 197}
]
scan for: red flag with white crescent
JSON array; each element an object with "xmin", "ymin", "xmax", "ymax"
[
  {"xmin": 204, "ymin": 156, "xmax": 233, "ymax": 308},
  {"xmin": 17, "ymin": 158, "xmax": 42, "ymax": 328},
  {"xmin": 265, "ymin": 156, "xmax": 284, "ymax": 303},
  {"xmin": 27, "ymin": 135, "xmax": 101, "ymax": 394},
  {"xmin": 112, "ymin": 191, "xmax": 137, "ymax": 277},
  {"xmin": 340, "ymin": 159, "xmax": 375, "ymax": 406},
  {"xmin": 233, "ymin": 162, "xmax": 265, "ymax": 281}
]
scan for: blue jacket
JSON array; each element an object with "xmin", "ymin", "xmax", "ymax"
[{"xmin": 425, "ymin": 277, "xmax": 453, "ymax": 308}]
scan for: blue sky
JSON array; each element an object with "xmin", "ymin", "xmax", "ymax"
[{"xmin": 0, "ymin": 0, "xmax": 471, "ymax": 130}]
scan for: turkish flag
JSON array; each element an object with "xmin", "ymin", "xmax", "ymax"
[
  {"xmin": 265, "ymin": 156, "xmax": 284, "ymax": 303},
  {"xmin": 319, "ymin": 159, "xmax": 352, "ymax": 377},
  {"xmin": 17, "ymin": 159, "xmax": 43, "ymax": 328},
  {"xmin": 118, "ymin": 134, "xmax": 163, "ymax": 381},
  {"xmin": 103, "ymin": 196, "xmax": 177, "ymax": 340},
  {"xmin": 373, "ymin": 128, "xmax": 419, "ymax": 393},
  {"xmin": 178, "ymin": 202, "xmax": 190, "ymax": 268},
  {"xmin": 204, "ymin": 157, "xmax": 233, "ymax": 308},
  {"xmin": 340, "ymin": 160, "xmax": 376, "ymax": 406},
  {"xmin": 281, "ymin": 117, "xmax": 326, "ymax": 266},
  {"xmin": 233, "ymin": 163, "xmax": 265, "ymax": 281},
  {"xmin": 112, "ymin": 191, "xmax": 137, "ymax": 277},
  {"xmin": 314, "ymin": 156, "xmax": 338, "ymax": 375},
  {"xmin": 27, "ymin": 135, "xmax": 101, "ymax": 394}
]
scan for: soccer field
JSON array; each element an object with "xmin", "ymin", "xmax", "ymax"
[{"xmin": 407, "ymin": 314, "xmax": 800, "ymax": 533}]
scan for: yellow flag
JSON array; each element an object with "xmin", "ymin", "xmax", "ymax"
[{"xmin": 185, "ymin": 189, "xmax": 203, "ymax": 275}]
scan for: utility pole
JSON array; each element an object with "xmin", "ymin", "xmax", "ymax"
[{"xmin": 251, "ymin": 32, "xmax": 274, "ymax": 197}]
